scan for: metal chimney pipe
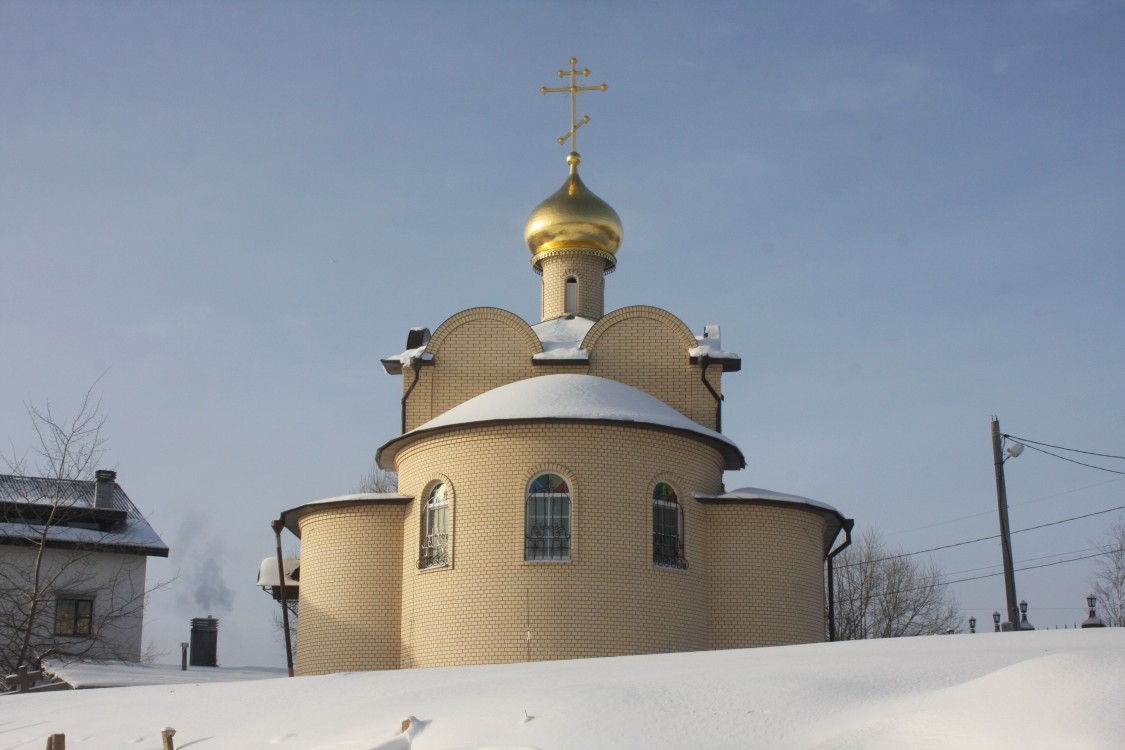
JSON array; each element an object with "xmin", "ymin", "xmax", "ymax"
[
  {"xmin": 189, "ymin": 616, "xmax": 219, "ymax": 667},
  {"xmin": 93, "ymin": 469, "xmax": 117, "ymax": 509}
]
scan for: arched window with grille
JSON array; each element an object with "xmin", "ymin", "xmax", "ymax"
[
  {"xmin": 419, "ymin": 482, "xmax": 449, "ymax": 569},
  {"xmin": 652, "ymin": 482, "xmax": 685, "ymax": 568},
  {"xmin": 525, "ymin": 473, "xmax": 571, "ymax": 561}
]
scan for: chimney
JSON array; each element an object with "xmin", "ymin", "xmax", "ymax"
[
  {"xmin": 189, "ymin": 616, "xmax": 219, "ymax": 667},
  {"xmin": 93, "ymin": 469, "xmax": 117, "ymax": 509}
]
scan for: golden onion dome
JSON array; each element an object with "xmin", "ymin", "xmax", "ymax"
[{"xmin": 524, "ymin": 152, "xmax": 622, "ymax": 272}]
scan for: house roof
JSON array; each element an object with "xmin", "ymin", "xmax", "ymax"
[
  {"xmin": 0, "ymin": 473, "xmax": 169, "ymax": 557},
  {"xmin": 376, "ymin": 374, "xmax": 746, "ymax": 470}
]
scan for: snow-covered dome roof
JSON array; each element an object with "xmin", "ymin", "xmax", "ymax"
[{"xmin": 377, "ymin": 374, "xmax": 744, "ymax": 470}]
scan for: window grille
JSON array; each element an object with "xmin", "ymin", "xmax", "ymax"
[
  {"xmin": 653, "ymin": 482, "xmax": 685, "ymax": 568},
  {"xmin": 526, "ymin": 473, "xmax": 571, "ymax": 561},
  {"xmin": 419, "ymin": 482, "xmax": 449, "ymax": 568}
]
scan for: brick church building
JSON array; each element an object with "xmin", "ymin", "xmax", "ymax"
[{"xmin": 275, "ymin": 60, "xmax": 851, "ymax": 676}]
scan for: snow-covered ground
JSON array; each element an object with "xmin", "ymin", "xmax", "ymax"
[{"xmin": 7, "ymin": 629, "xmax": 1123, "ymax": 750}]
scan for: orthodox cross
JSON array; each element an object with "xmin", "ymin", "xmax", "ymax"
[{"xmin": 540, "ymin": 57, "xmax": 608, "ymax": 153}]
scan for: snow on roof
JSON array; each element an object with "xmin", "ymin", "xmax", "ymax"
[
  {"xmin": 377, "ymin": 374, "xmax": 744, "ymax": 469},
  {"xmin": 694, "ymin": 486, "xmax": 849, "ymax": 555},
  {"xmin": 701, "ymin": 486, "xmax": 842, "ymax": 514},
  {"xmin": 0, "ymin": 473, "xmax": 169, "ymax": 557},
  {"xmin": 384, "ymin": 315, "xmax": 743, "ymax": 371},
  {"xmin": 278, "ymin": 492, "xmax": 413, "ymax": 538},
  {"xmin": 531, "ymin": 316, "xmax": 595, "ymax": 360},
  {"xmin": 256, "ymin": 557, "xmax": 300, "ymax": 588},
  {"xmin": 41, "ymin": 660, "xmax": 284, "ymax": 689},
  {"xmin": 380, "ymin": 346, "xmax": 433, "ymax": 374},
  {"xmin": 688, "ymin": 324, "xmax": 739, "ymax": 360}
]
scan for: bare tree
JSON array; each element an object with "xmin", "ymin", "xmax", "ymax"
[
  {"xmin": 353, "ymin": 462, "xmax": 398, "ymax": 494},
  {"xmin": 831, "ymin": 527, "xmax": 961, "ymax": 640},
  {"xmin": 0, "ymin": 385, "xmax": 165, "ymax": 677},
  {"xmin": 1088, "ymin": 515, "xmax": 1125, "ymax": 627}
]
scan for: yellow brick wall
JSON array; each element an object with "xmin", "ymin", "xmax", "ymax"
[
  {"xmin": 585, "ymin": 306, "xmax": 722, "ymax": 429},
  {"xmin": 704, "ymin": 503, "xmax": 828, "ymax": 648},
  {"xmin": 403, "ymin": 308, "xmax": 541, "ymax": 431},
  {"xmin": 297, "ymin": 423, "xmax": 830, "ymax": 674},
  {"xmin": 295, "ymin": 503, "xmax": 406, "ymax": 675},
  {"xmin": 395, "ymin": 422, "xmax": 725, "ymax": 668},
  {"xmin": 399, "ymin": 305, "xmax": 724, "ymax": 434},
  {"xmin": 540, "ymin": 253, "xmax": 607, "ymax": 320}
]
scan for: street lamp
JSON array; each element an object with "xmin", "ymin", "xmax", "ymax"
[
  {"xmin": 1082, "ymin": 595, "xmax": 1106, "ymax": 628},
  {"xmin": 991, "ymin": 418, "xmax": 1022, "ymax": 632},
  {"xmin": 1019, "ymin": 599, "xmax": 1035, "ymax": 630},
  {"xmin": 993, "ymin": 611, "xmax": 1001, "ymax": 632},
  {"xmin": 969, "ymin": 616, "xmax": 976, "ymax": 634}
]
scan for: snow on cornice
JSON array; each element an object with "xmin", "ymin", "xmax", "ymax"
[
  {"xmin": 695, "ymin": 486, "xmax": 841, "ymax": 514},
  {"xmin": 531, "ymin": 316, "xmax": 595, "ymax": 360},
  {"xmin": 377, "ymin": 374, "xmax": 745, "ymax": 469}
]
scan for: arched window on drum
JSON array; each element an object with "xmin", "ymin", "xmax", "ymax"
[
  {"xmin": 525, "ymin": 473, "xmax": 571, "ymax": 561},
  {"xmin": 419, "ymin": 482, "xmax": 449, "ymax": 569},
  {"xmin": 652, "ymin": 482, "xmax": 685, "ymax": 569}
]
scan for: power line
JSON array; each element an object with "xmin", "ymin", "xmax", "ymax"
[
  {"xmin": 1005, "ymin": 434, "xmax": 1125, "ymax": 461},
  {"xmin": 838, "ymin": 503, "xmax": 1125, "ymax": 568},
  {"xmin": 1016, "ymin": 442, "xmax": 1125, "ymax": 475},
  {"xmin": 1013, "ymin": 504, "xmax": 1125, "ymax": 535},
  {"xmin": 944, "ymin": 545, "xmax": 1103, "ymax": 578},
  {"xmin": 835, "ymin": 546, "xmax": 1124, "ymax": 605},
  {"xmin": 885, "ymin": 476, "xmax": 1125, "ymax": 537}
]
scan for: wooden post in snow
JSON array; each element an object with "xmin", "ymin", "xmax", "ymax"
[
  {"xmin": 45, "ymin": 735, "xmax": 65, "ymax": 750},
  {"xmin": 161, "ymin": 727, "xmax": 176, "ymax": 750}
]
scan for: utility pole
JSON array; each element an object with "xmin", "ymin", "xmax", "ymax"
[{"xmin": 991, "ymin": 417, "xmax": 1020, "ymax": 631}]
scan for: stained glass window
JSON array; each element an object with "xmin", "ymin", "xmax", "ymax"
[
  {"xmin": 419, "ymin": 482, "xmax": 449, "ymax": 569},
  {"xmin": 526, "ymin": 473, "xmax": 571, "ymax": 561},
  {"xmin": 653, "ymin": 482, "xmax": 684, "ymax": 568}
]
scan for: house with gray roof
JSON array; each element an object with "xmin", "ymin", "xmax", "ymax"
[{"xmin": 0, "ymin": 469, "xmax": 168, "ymax": 675}]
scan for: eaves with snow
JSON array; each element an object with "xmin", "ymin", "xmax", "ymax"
[
  {"xmin": 375, "ymin": 373, "xmax": 746, "ymax": 470},
  {"xmin": 380, "ymin": 316, "xmax": 741, "ymax": 371}
]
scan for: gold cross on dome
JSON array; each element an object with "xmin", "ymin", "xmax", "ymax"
[{"xmin": 540, "ymin": 57, "xmax": 608, "ymax": 153}]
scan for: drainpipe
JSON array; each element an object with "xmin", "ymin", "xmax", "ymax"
[
  {"xmin": 271, "ymin": 519, "xmax": 295, "ymax": 677},
  {"xmin": 401, "ymin": 361, "xmax": 421, "ymax": 434},
  {"xmin": 699, "ymin": 355, "xmax": 722, "ymax": 433},
  {"xmin": 825, "ymin": 518, "xmax": 855, "ymax": 642}
]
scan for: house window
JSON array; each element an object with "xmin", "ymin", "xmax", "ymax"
[
  {"xmin": 526, "ymin": 473, "xmax": 570, "ymax": 561},
  {"xmin": 419, "ymin": 482, "xmax": 449, "ymax": 569},
  {"xmin": 653, "ymin": 482, "xmax": 685, "ymax": 568},
  {"xmin": 55, "ymin": 597, "xmax": 93, "ymax": 636},
  {"xmin": 564, "ymin": 277, "xmax": 577, "ymax": 314}
]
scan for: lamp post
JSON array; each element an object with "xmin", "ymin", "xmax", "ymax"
[
  {"xmin": 969, "ymin": 616, "xmax": 976, "ymax": 634},
  {"xmin": 1082, "ymin": 594, "xmax": 1106, "ymax": 628},
  {"xmin": 993, "ymin": 611, "xmax": 1001, "ymax": 632},
  {"xmin": 991, "ymin": 417, "xmax": 1022, "ymax": 631},
  {"xmin": 1019, "ymin": 599, "xmax": 1035, "ymax": 630}
]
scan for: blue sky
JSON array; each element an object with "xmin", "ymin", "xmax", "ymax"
[{"xmin": 2, "ymin": 1, "xmax": 1122, "ymax": 664}]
